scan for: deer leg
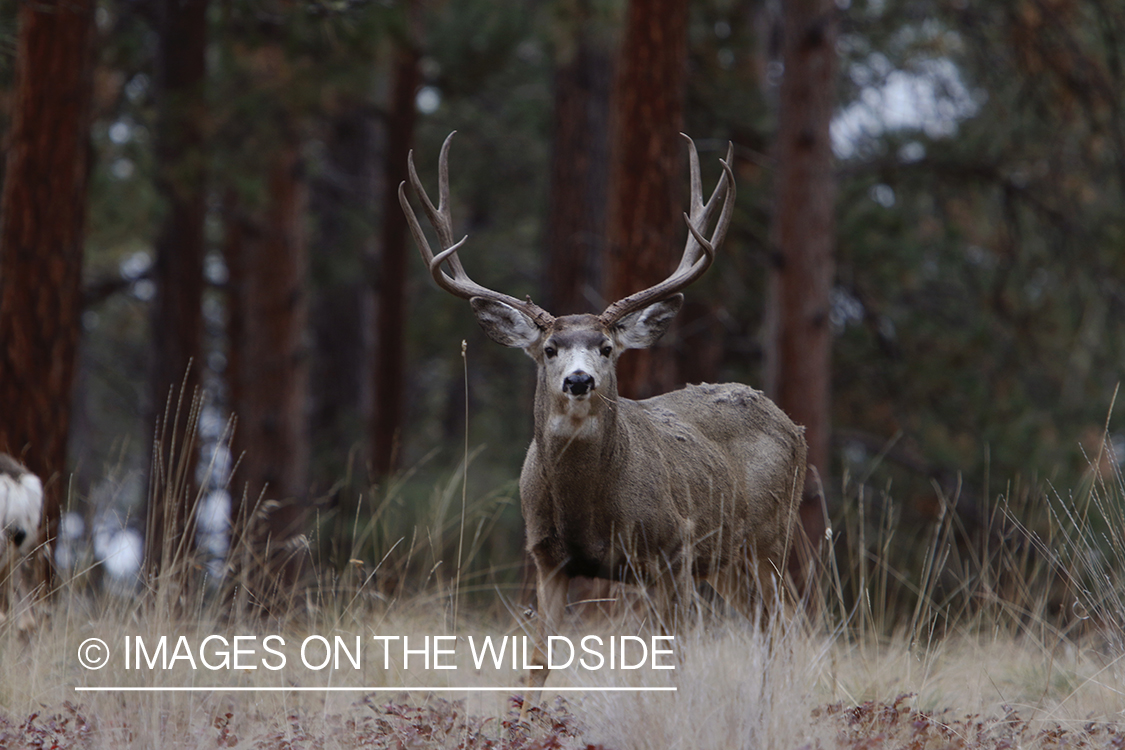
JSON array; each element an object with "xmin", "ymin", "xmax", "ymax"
[
  {"xmin": 710, "ymin": 557, "xmax": 758, "ymax": 626},
  {"xmin": 0, "ymin": 549, "xmax": 12, "ymax": 626},
  {"xmin": 520, "ymin": 563, "xmax": 568, "ymax": 720},
  {"xmin": 13, "ymin": 556, "xmax": 36, "ymax": 633},
  {"xmin": 757, "ymin": 556, "xmax": 795, "ymax": 626},
  {"xmin": 716, "ymin": 554, "xmax": 787, "ymax": 628},
  {"xmin": 667, "ymin": 566, "xmax": 693, "ymax": 633}
]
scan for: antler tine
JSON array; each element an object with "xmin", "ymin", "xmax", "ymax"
[
  {"xmin": 698, "ymin": 141, "xmax": 736, "ymax": 256},
  {"xmin": 680, "ymin": 137, "xmax": 735, "ymax": 270},
  {"xmin": 430, "ymin": 132, "xmax": 472, "ymax": 281},
  {"xmin": 403, "ymin": 135, "xmax": 469, "ymax": 295},
  {"xmin": 399, "ymin": 131, "xmax": 555, "ymax": 328},
  {"xmin": 600, "ymin": 137, "xmax": 737, "ymax": 326},
  {"xmin": 675, "ymin": 133, "xmax": 706, "ymax": 275}
]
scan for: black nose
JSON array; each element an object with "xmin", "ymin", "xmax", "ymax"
[
  {"xmin": 563, "ymin": 371, "xmax": 595, "ymax": 396},
  {"xmin": 8, "ymin": 526, "xmax": 26, "ymax": 547}
]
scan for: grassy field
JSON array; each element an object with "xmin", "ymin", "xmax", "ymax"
[{"xmin": 1, "ymin": 453, "xmax": 1123, "ymax": 748}]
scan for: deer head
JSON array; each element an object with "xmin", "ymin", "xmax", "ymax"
[{"xmin": 399, "ymin": 132, "xmax": 735, "ymax": 423}]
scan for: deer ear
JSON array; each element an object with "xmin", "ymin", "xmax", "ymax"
[
  {"xmin": 470, "ymin": 298, "xmax": 542, "ymax": 349},
  {"xmin": 614, "ymin": 294, "xmax": 683, "ymax": 349}
]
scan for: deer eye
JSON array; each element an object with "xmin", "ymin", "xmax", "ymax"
[
  {"xmin": 544, "ymin": 345, "xmax": 557, "ymax": 358},
  {"xmin": 600, "ymin": 345, "xmax": 613, "ymax": 357}
]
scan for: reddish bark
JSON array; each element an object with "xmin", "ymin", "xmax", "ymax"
[
  {"xmin": 0, "ymin": 0, "xmax": 95, "ymax": 587},
  {"xmin": 603, "ymin": 0, "xmax": 690, "ymax": 399},
  {"xmin": 227, "ymin": 144, "xmax": 310, "ymax": 549},
  {"xmin": 545, "ymin": 2, "xmax": 613, "ymax": 316},
  {"xmin": 766, "ymin": 0, "xmax": 839, "ymax": 570}
]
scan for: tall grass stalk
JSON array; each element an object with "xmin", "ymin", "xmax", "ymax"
[{"xmin": 453, "ymin": 340, "xmax": 469, "ymax": 632}]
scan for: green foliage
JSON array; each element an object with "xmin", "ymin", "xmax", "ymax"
[{"xmin": 833, "ymin": 0, "xmax": 1125, "ymax": 499}]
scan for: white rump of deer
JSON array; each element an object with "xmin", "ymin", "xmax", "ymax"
[
  {"xmin": 400, "ymin": 132, "xmax": 807, "ymax": 697},
  {"xmin": 0, "ymin": 452, "xmax": 44, "ymax": 632}
]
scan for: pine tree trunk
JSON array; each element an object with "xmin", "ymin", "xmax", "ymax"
[
  {"xmin": 372, "ymin": 30, "xmax": 420, "ymax": 477},
  {"xmin": 145, "ymin": 0, "xmax": 210, "ymax": 579},
  {"xmin": 766, "ymin": 0, "xmax": 838, "ymax": 560},
  {"xmin": 0, "ymin": 0, "xmax": 95, "ymax": 589},
  {"xmin": 227, "ymin": 143, "xmax": 310, "ymax": 575},
  {"xmin": 604, "ymin": 0, "xmax": 689, "ymax": 399},
  {"xmin": 544, "ymin": 0, "xmax": 613, "ymax": 316},
  {"xmin": 309, "ymin": 108, "xmax": 376, "ymax": 486}
]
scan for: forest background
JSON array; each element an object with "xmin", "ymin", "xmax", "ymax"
[{"xmin": 0, "ymin": 0, "xmax": 1123, "ymax": 601}]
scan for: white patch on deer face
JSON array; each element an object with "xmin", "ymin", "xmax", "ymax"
[
  {"xmin": 0, "ymin": 470, "xmax": 43, "ymax": 556},
  {"xmin": 540, "ymin": 327, "xmax": 614, "ymax": 439},
  {"xmin": 554, "ymin": 348, "xmax": 600, "ymax": 395},
  {"xmin": 547, "ymin": 397, "xmax": 599, "ymax": 438},
  {"xmin": 545, "ymin": 348, "xmax": 602, "ymax": 437}
]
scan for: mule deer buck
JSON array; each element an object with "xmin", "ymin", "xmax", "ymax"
[{"xmin": 400, "ymin": 133, "xmax": 807, "ymax": 697}]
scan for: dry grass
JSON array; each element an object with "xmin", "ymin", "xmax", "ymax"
[
  {"xmin": 1, "ymin": 436, "xmax": 1123, "ymax": 748},
  {"xmin": 0, "ymin": 585, "xmax": 1122, "ymax": 748},
  {"xmin": 2, "ymin": 591, "xmax": 1121, "ymax": 749}
]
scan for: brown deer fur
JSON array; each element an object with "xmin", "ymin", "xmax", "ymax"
[{"xmin": 400, "ymin": 133, "xmax": 808, "ymax": 703}]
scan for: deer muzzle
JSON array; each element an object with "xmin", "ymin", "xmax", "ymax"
[{"xmin": 563, "ymin": 371, "xmax": 595, "ymax": 397}]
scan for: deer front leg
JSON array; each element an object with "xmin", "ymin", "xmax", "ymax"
[
  {"xmin": 12, "ymin": 559, "xmax": 36, "ymax": 633},
  {"xmin": 520, "ymin": 562, "xmax": 569, "ymax": 720}
]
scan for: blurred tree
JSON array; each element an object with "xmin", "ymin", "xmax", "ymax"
[
  {"xmin": 212, "ymin": 11, "xmax": 316, "ymax": 584},
  {"xmin": 144, "ymin": 0, "xmax": 210, "ymax": 579},
  {"xmin": 225, "ymin": 140, "xmax": 309, "ymax": 575},
  {"xmin": 543, "ymin": 0, "xmax": 613, "ymax": 315},
  {"xmin": 830, "ymin": 0, "xmax": 1125, "ymax": 502},
  {"xmin": 0, "ymin": 0, "xmax": 95, "ymax": 587},
  {"xmin": 265, "ymin": 3, "xmax": 389, "ymax": 496},
  {"xmin": 604, "ymin": 0, "xmax": 689, "ymax": 399},
  {"xmin": 308, "ymin": 106, "xmax": 376, "ymax": 489},
  {"xmin": 372, "ymin": 1, "xmax": 421, "ymax": 478},
  {"xmin": 65, "ymin": 0, "xmax": 164, "ymax": 503},
  {"xmin": 765, "ymin": 0, "xmax": 838, "ymax": 554},
  {"xmin": 205, "ymin": 1, "xmax": 396, "ymax": 593}
]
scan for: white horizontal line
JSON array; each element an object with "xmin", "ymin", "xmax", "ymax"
[{"xmin": 75, "ymin": 686, "xmax": 677, "ymax": 693}]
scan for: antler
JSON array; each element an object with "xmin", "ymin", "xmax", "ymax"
[
  {"xmin": 399, "ymin": 132, "xmax": 555, "ymax": 329},
  {"xmin": 599, "ymin": 135, "xmax": 736, "ymax": 326}
]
